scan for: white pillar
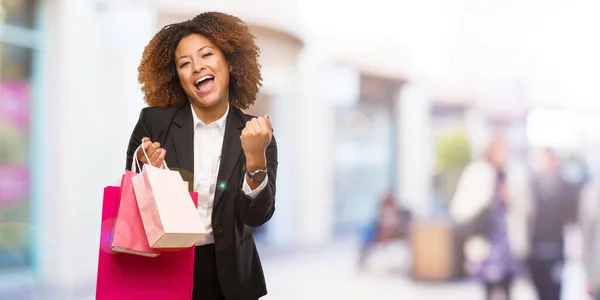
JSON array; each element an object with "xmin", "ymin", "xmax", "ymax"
[
  {"xmin": 293, "ymin": 45, "xmax": 335, "ymax": 247},
  {"xmin": 397, "ymin": 83, "xmax": 433, "ymax": 216},
  {"xmin": 258, "ymin": 64, "xmax": 300, "ymax": 248},
  {"xmin": 36, "ymin": 0, "xmax": 157, "ymax": 292},
  {"xmin": 248, "ymin": 27, "xmax": 303, "ymax": 248},
  {"xmin": 99, "ymin": 3, "xmax": 158, "ymax": 177},
  {"xmin": 267, "ymin": 91, "xmax": 297, "ymax": 248}
]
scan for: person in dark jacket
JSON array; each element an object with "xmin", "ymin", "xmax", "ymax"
[{"xmin": 528, "ymin": 149, "xmax": 579, "ymax": 300}]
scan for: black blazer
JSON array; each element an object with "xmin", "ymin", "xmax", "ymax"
[{"xmin": 125, "ymin": 104, "xmax": 277, "ymax": 300}]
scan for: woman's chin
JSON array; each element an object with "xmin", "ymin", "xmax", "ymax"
[{"xmin": 190, "ymin": 97, "xmax": 219, "ymax": 108}]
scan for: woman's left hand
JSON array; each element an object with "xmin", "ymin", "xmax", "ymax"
[{"xmin": 241, "ymin": 114, "xmax": 272, "ymax": 164}]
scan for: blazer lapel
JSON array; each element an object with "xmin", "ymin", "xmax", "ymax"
[
  {"xmin": 171, "ymin": 104, "xmax": 195, "ymax": 191},
  {"xmin": 214, "ymin": 107, "xmax": 245, "ymax": 209}
]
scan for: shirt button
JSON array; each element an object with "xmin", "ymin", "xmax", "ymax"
[{"xmin": 215, "ymin": 225, "xmax": 223, "ymax": 234}]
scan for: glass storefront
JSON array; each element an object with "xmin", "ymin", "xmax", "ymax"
[
  {"xmin": 333, "ymin": 104, "xmax": 393, "ymax": 235},
  {"xmin": 0, "ymin": 1, "xmax": 38, "ymax": 271}
]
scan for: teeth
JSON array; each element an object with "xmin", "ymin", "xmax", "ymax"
[{"xmin": 195, "ymin": 75, "xmax": 214, "ymax": 85}]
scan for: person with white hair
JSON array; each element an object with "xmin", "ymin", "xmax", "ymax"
[{"xmin": 450, "ymin": 135, "xmax": 532, "ymax": 300}]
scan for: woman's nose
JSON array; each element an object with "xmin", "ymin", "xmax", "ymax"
[{"xmin": 192, "ymin": 61, "xmax": 204, "ymax": 73}]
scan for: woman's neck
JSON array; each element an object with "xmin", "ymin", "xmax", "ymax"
[{"xmin": 191, "ymin": 99, "xmax": 229, "ymax": 125}]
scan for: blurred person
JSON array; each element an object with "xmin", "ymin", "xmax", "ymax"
[
  {"xmin": 450, "ymin": 135, "xmax": 532, "ymax": 300},
  {"xmin": 357, "ymin": 192, "xmax": 406, "ymax": 270},
  {"xmin": 527, "ymin": 149, "xmax": 579, "ymax": 300},
  {"xmin": 125, "ymin": 12, "xmax": 277, "ymax": 300},
  {"xmin": 579, "ymin": 174, "xmax": 600, "ymax": 300}
]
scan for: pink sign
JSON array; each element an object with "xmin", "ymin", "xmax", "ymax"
[
  {"xmin": 0, "ymin": 81, "xmax": 30, "ymax": 130},
  {"xmin": 0, "ymin": 165, "xmax": 29, "ymax": 207}
]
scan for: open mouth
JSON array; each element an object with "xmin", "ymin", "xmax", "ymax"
[{"xmin": 194, "ymin": 75, "xmax": 215, "ymax": 93}]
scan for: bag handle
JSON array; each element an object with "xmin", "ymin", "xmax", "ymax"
[{"xmin": 131, "ymin": 139, "xmax": 169, "ymax": 172}]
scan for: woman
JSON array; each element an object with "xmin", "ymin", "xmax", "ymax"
[
  {"xmin": 125, "ymin": 12, "xmax": 277, "ymax": 300},
  {"xmin": 450, "ymin": 136, "xmax": 531, "ymax": 300}
]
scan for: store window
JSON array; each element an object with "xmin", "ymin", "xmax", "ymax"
[
  {"xmin": 2, "ymin": 0, "xmax": 37, "ymax": 28},
  {"xmin": 0, "ymin": 1, "xmax": 38, "ymax": 270}
]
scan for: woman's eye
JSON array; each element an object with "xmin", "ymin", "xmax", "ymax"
[
  {"xmin": 202, "ymin": 53, "xmax": 213, "ymax": 58},
  {"xmin": 180, "ymin": 62, "xmax": 190, "ymax": 68}
]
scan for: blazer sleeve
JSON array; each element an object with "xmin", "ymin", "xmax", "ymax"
[
  {"xmin": 241, "ymin": 135, "xmax": 278, "ymax": 227},
  {"xmin": 125, "ymin": 108, "xmax": 151, "ymax": 171}
]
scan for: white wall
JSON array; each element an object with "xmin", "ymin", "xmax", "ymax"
[{"xmin": 150, "ymin": 0, "xmax": 304, "ymax": 43}]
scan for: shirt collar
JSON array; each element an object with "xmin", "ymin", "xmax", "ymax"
[{"xmin": 191, "ymin": 102, "xmax": 229, "ymax": 132}]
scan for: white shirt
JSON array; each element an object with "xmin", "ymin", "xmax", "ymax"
[{"xmin": 192, "ymin": 103, "xmax": 268, "ymax": 245}]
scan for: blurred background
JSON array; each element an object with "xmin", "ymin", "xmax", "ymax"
[{"xmin": 1, "ymin": 0, "xmax": 600, "ymax": 299}]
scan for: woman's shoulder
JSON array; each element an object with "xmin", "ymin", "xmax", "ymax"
[
  {"xmin": 237, "ymin": 108, "xmax": 266, "ymax": 123},
  {"xmin": 240, "ymin": 112, "xmax": 256, "ymax": 123},
  {"xmin": 138, "ymin": 105, "xmax": 180, "ymax": 125},
  {"xmin": 140, "ymin": 105, "xmax": 179, "ymax": 118}
]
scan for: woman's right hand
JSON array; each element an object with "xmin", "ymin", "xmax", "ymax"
[{"xmin": 137, "ymin": 137, "xmax": 166, "ymax": 167}]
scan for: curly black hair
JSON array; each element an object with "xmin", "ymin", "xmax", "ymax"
[{"xmin": 138, "ymin": 12, "xmax": 262, "ymax": 109}]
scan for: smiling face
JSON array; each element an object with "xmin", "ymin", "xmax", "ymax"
[{"xmin": 174, "ymin": 33, "xmax": 230, "ymax": 110}]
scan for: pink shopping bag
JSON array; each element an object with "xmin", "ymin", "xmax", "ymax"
[
  {"xmin": 95, "ymin": 186, "xmax": 198, "ymax": 300},
  {"xmin": 110, "ymin": 170, "xmax": 159, "ymax": 257},
  {"xmin": 132, "ymin": 141, "xmax": 208, "ymax": 248}
]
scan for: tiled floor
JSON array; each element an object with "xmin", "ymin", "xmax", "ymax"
[
  {"xmin": 262, "ymin": 241, "xmax": 590, "ymax": 300},
  {"xmin": 0, "ymin": 241, "xmax": 591, "ymax": 300}
]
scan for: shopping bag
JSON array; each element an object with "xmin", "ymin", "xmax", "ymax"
[
  {"xmin": 131, "ymin": 141, "xmax": 207, "ymax": 248},
  {"xmin": 110, "ymin": 169, "xmax": 159, "ymax": 257},
  {"xmin": 95, "ymin": 186, "xmax": 198, "ymax": 300}
]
